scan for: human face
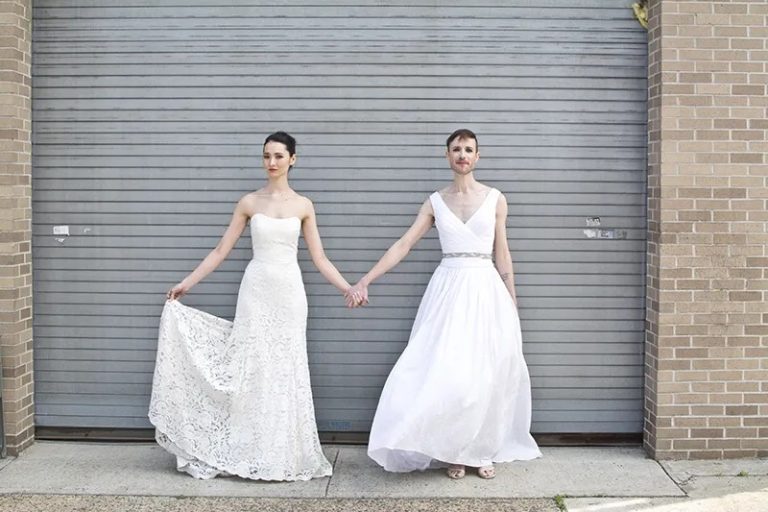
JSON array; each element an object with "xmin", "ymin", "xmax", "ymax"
[
  {"xmin": 262, "ymin": 141, "xmax": 296, "ymax": 177},
  {"xmin": 446, "ymin": 137, "xmax": 479, "ymax": 175}
]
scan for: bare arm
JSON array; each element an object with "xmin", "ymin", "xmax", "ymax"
[
  {"xmin": 492, "ymin": 193, "xmax": 518, "ymax": 306},
  {"xmin": 301, "ymin": 198, "xmax": 351, "ymax": 293},
  {"xmin": 358, "ymin": 199, "xmax": 434, "ymax": 288},
  {"xmin": 167, "ymin": 197, "xmax": 249, "ymax": 299}
]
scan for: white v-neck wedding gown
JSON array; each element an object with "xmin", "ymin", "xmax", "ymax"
[
  {"xmin": 367, "ymin": 188, "xmax": 541, "ymax": 471},
  {"xmin": 149, "ymin": 214, "xmax": 332, "ymax": 481}
]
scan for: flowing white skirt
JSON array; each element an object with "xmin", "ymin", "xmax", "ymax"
[
  {"xmin": 149, "ymin": 258, "xmax": 332, "ymax": 481},
  {"xmin": 367, "ymin": 258, "xmax": 541, "ymax": 472}
]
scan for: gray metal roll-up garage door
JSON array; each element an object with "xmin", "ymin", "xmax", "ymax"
[{"xmin": 33, "ymin": 1, "xmax": 647, "ymax": 434}]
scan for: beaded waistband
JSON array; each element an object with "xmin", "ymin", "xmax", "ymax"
[{"xmin": 442, "ymin": 252, "xmax": 492, "ymax": 260}]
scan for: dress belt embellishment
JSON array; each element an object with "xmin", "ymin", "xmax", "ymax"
[{"xmin": 442, "ymin": 252, "xmax": 492, "ymax": 260}]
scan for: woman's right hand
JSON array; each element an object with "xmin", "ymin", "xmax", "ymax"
[
  {"xmin": 167, "ymin": 281, "xmax": 190, "ymax": 301},
  {"xmin": 345, "ymin": 281, "xmax": 369, "ymax": 308}
]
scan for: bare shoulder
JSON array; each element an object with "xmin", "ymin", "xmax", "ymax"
[
  {"xmin": 495, "ymin": 190, "xmax": 508, "ymax": 215},
  {"xmin": 295, "ymin": 194, "xmax": 315, "ymax": 219},
  {"xmin": 239, "ymin": 191, "xmax": 257, "ymax": 203},
  {"xmin": 237, "ymin": 192, "xmax": 259, "ymax": 211},
  {"xmin": 419, "ymin": 196, "xmax": 435, "ymax": 216},
  {"xmin": 296, "ymin": 194, "xmax": 314, "ymax": 209}
]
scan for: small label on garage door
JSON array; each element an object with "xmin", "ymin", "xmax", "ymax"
[{"xmin": 583, "ymin": 228, "xmax": 627, "ymax": 239}]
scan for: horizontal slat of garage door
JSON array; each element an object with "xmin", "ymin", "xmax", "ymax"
[{"xmin": 33, "ymin": 0, "xmax": 647, "ymax": 433}]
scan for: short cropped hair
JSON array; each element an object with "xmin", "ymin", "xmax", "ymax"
[{"xmin": 445, "ymin": 129, "xmax": 478, "ymax": 150}]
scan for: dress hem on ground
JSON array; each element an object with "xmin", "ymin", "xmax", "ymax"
[
  {"xmin": 368, "ymin": 444, "xmax": 542, "ymax": 473},
  {"xmin": 151, "ymin": 426, "xmax": 332, "ymax": 481}
]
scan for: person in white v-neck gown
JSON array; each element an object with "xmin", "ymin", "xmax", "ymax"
[{"xmin": 349, "ymin": 129, "xmax": 541, "ymax": 480}]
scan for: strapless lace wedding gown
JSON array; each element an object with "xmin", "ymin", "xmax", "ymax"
[
  {"xmin": 367, "ymin": 188, "xmax": 541, "ymax": 472},
  {"xmin": 149, "ymin": 214, "xmax": 332, "ymax": 481}
]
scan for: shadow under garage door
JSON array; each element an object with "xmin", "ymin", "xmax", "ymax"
[{"xmin": 32, "ymin": 1, "xmax": 648, "ymax": 436}]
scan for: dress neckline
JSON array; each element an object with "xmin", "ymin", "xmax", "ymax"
[
  {"xmin": 436, "ymin": 188, "xmax": 495, "ymax": 225},
  {"xmin": 253, "ymin": 213, "xmax": 301, "ymax": 222}
]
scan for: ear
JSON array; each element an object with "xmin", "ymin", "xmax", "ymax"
[{"xmin": 290, "ymin": 154, "xmax": 297, "ymax": 166}]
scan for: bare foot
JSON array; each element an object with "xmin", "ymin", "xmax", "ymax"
[
  {"xmin": 446, "ymin": 464, "xmax": 466, "ymax": 479},
  {"xmin": 477, "ymin": 464, "xmax": 496, "ymax": 479}
]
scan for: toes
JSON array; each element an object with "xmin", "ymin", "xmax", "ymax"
[
  {"xmin": 446, "ymin": 465, "xmax": 466, "ymax": 479},
  {"xmin": 478, "ymin": 465, "xmax": 496, "ymax": 479}
]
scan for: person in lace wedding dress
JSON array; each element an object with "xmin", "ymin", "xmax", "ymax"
[
  {"xmin": 349, "ymin": 129, "xmax": 541, "ymax": 480},
  {"xmin": 149, "ymin": 131, "xmax": 364, "ymax": 481}
]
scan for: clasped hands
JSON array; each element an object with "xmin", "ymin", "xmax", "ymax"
[{"xmin": 344, "ymin": 282, "xmax": 369, "ymax": 308}]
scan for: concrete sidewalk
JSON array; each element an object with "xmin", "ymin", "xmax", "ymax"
[{"xmin": 0, "ymin": 442, "xmax": 765, "ymax": 511}]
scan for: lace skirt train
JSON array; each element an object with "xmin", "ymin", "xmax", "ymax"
[{"xmin": 149, "ymin": 259, "xmax": 332, "ymax": 480}]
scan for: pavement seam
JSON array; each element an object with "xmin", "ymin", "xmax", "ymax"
[
  {"xmin": 324, "ymin": 447, "xmax": 341, "ymax": 497},
  {"xmin": 559, "ymin": 493, "xmax": 690, "ymax": 498},
  {"xmin": 655, "ymin": 460, "xmax": 691, "ymax": 496},
  {"xmin": 0, "ymin": 458, "xmax": 15, "ymax": 474}
]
